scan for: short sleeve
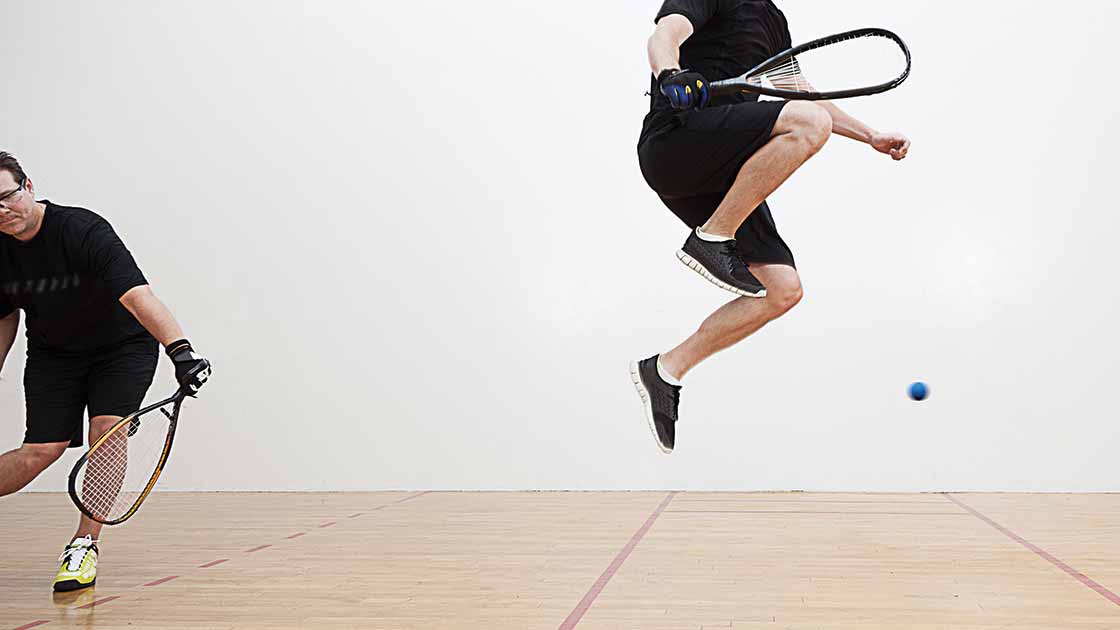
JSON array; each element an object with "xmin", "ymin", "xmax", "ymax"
[
  {"xmin": 80, "ymin": 217, "xmax": 148, "ymax": 299},
  {"xmin": 656, "ymin": 0, "xmax": 719, "ymax": 32},
  {"xmin": 777, "ymin": 15, "xmax": 792, "ymax": 51}
]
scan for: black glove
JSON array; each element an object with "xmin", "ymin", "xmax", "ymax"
[
  {"xmin": 166, "ymin": 339, "xmax": 212, "ymax": 397},
  {"xmin": 658, "ymin": 68, "xmax": 710, "ymax": 110}
]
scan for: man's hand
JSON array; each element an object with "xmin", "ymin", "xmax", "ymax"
[
  {"xmin": 166, "ymin": 339, "xmax": 212, "ymax": 397},
  {"xmin": 870, "ymin": 131, "xmax": 910, "ymax": 161},
  {"xmin": 658, "ymin": 69, "xmax": 710, "ymax": 110}
]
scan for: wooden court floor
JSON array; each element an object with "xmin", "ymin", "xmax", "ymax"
[{"xmin": 3, "ymin": 492, "xmax": 1120, "ymax": 629}]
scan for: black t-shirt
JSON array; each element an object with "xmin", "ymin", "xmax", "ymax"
[
  {"xmin": 0, "ymin": 201, "xmax": 150, "ymax": 353},
  {"xmin": 642, "ymin": 0, "xmax": 792, "ymax": 137}
]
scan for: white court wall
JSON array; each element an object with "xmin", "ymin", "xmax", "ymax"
[{"xmin": 3, "ymin": 1, "xmax": 1117, "ymax": 492}]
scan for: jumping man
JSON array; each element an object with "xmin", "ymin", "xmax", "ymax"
[{"xmin": 631, "ymin": 0, "xmax": 910, "ymax": 453}]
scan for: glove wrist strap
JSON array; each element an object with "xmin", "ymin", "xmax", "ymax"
[
  {"xmin": 656, "ymin": 68, "xmax": 680, "ymax": 85},
  {"xmin": 165, "ymin": 339, "xmax": 192, "ymax": 357}
]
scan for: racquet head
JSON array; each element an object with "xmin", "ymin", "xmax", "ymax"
[{"xmin": 68, "ymin": 392, "xmax": 185, "ymax": 525}]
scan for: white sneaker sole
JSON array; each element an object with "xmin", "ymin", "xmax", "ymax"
[
  {"xmin": 629, "ymin": 361, "xmax": 673, "ymax": 455},
  {"xmin": 676, "ymin": 250, "xmax": 767, "ymax": 298}
]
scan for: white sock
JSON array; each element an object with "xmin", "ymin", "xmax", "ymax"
[
  {"xmin": 695, "ymin": 226, "xmax": 733, "ymax": 242},
  {"xmin": 656, "ymin": 358, "xmax": 682, "ymax": 386}
]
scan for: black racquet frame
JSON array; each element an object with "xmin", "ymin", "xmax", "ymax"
[{"xmin": 710, "ymin": 27, "xmax": 911, "ymax": 101}]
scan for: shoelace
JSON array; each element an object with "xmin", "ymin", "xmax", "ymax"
[
  {"xmin": 653, "ymin": 380, "xmax": 681, "ymax": 423},
  {"xmin": 666, "ymin": 387, "xmax": 680, "ymax": 423},
  {"xmin": 719, "ymin": 241, "xmax": 751, "ymax": 274},
  {"xmin": 59, "ymin": 538, "xmax": 95, "ymax": 571}
]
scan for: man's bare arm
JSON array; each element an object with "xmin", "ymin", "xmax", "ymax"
[
  {"xmin": 121, "ymin": 285, "xmax": 212, "ymax": 395},
  {"xmin": 119, "ymin": 285, "xmax": 186, "ymax": 346},
  {"xmin": 0, "ymin": 310, "xmax": 19, "ymax": 374},
  {"xmin": 772, "ymin": 72, "xmax": 910, "ymax": 161},
  {"xmin": 648, "ymin": 14, "xmax": 694, "ymax": 75},
  {"xmin": 821, "ymin": 100, "xmax": 910, "ymax": 160}
]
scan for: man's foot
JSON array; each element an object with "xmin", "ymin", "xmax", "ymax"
[
  {"xmin": 677, "ymin": 228, "xmax": 766, "ymax": 297},
  {"xmin": 53, "ymin": 535, "xmax": 98, "ymax": 592},
  {"xmin": 629, "ymin": 355, "xmax": 681, "ymax": 454}
]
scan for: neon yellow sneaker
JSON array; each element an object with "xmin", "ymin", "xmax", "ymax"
[{"xmin": 53, "ymin": 535, "xmax": 98, "ymax": 592}]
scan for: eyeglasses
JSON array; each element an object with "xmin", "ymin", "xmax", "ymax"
[{"xmin": 0, "ymin": 178, "xmax": 26, "ymax": 210}]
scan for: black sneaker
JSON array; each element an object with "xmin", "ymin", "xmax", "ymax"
[
  {"xmin": 677, "ymin": 228, "xmax": 766, "ymax": 297},
  {"xmin": 629, "ymin": 355, "xmax": 680, "ymax": 454}
]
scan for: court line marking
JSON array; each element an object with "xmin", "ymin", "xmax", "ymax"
[
  {"xmin": 77, "ymin": 596, "xmax": 120, "ymax": 609},
  {"xmin": 286, "ymin": 532, "xmax": 307, "ymax": 539},
  {"xmin": 318, "ymin": 521, "xmax": 336, "ymax": 528},
  {"xmin": 558, "ymin": 492, "xmax": 677, "ymax": 630},
  {"xmin": 142, "ymin": 576, "xmax": 178, "ymax": 587},
  {"xmin": 672, "ymin": 498, "xmax": 950, "ymax": 504},
  {"xmin": 666, "ymin": 510, "xmax": 968, "ymax": 516},
  {"xmin": 944, "ymin": 493, "xmax": 1120, "ymax": 607},
  {"xmin": 10, "ymin": 491, "xmax": 431, "ymax": 628}
]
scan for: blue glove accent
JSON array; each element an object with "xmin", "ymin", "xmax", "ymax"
[{"xmin": 658, "ymin": 69, "xmax": 710, "ymax": 111}]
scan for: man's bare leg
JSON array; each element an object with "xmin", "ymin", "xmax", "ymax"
[
  {"xmin": 0, "ymin": 441, "xmax": 68, "ymax": 496},
  {"xmin": 71, "ymin": 415, "xmax": 122, "ymax": 541},
  {"xmin": 701, "ymin": 102, "xmax": 833, "ymax": 238},
  {"xmin": 660, "ymin": 264, "xmax": 802, "ymax": 379}
]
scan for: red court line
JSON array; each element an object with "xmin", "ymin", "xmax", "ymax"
[
  {"xmin": 558, "ymin": 492, "xmax": 676, "ymax": 630},
  {"xmin": 944, "ymin": 493, "xmax": 1120, "ymax": 607},
  {"xmin": 675, "ymin": 498, "xmax": 949, "ymax": 504},
  {"xmin": 286, "ymin": 532, "xmax": 306, "ymax": 539},
  {"xmin": 78, "ymin": 596, "xmax": 120, "ymax": 609},
  {"xmin": 667, "ymin": 510, "xmax": 967, "ymax": 516},
  {"xmin": 13, "ymin": 490, "xmax": 432, "ymax": 627},
  {"xmin": 348, "ymin": 513, "xmax": 363, "ymax": 518},
  {"xmin": 396, "ymin": 491, "xmax": 432, "ymax": 503},
  {"xmin": 363, "ymin": 491, "xmax": 430, "ymax": 513}
]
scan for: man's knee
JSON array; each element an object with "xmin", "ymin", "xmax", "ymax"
[
  {"xmin": 776, "ymin": 102, "xmax": 832, "ymax": 153},
  {"xmin": 21, "ymin": 442, "xmax": 68, "ymax": 470},
  {"xmin": 89, "ymin": 415, "xmax": 121, "ymax": 433},
  {"xmin": 767, "ymin": 278, "xmax": 803, "ymax": 315}
]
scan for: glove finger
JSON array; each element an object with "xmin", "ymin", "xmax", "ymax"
[
  {"xmin": 669, "ymin": 85, "xmax": 686, "ymax": 109},
  {"xmin": 660, "ymin": 84, "xmax": 673, "ymax": 106},
  {"xmin": 698, "ymin": 82, "xmax": 710, "ymax": 108}
]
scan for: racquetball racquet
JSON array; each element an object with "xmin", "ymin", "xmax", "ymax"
[
  {"xmin": 68, "ymin": 388, "xmax": 191, "ymax": 525},
  {"xmin": 710, "ymin": 27, "xmax": 911, "ymax": 100}
]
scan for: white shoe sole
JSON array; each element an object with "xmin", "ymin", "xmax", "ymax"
[
  {"xmin": 629, "ymin": 362, "xmax": 673, "ymax": 455},
  {"xmin": 676, "ymin": 250, "xmax": 767, "ymax": 298}
]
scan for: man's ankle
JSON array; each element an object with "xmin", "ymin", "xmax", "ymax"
[
  {"xmin": 696, "ymin": 226, "xmax": 734, "ymax": 241},
  {"xmin": 657, "ymin": 355, "xmax": 685, "ymax": 385}
]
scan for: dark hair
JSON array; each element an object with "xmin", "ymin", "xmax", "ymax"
[{"xmin": 0, "ymin": 152, "xmax": 27, "ymax": 184}]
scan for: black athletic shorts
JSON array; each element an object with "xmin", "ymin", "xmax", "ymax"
[
  {"xmin": 638, "ymin": 100, "xmax": 795, "ymax": 267},
  {"xmin": 24, "ymin": 334, "xmax": 159, "ymax": 448}
]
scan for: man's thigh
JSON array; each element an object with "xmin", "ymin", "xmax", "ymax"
[{"xmin": 639, "ymin": 100, "xmax": 790, "ymax": 197}]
